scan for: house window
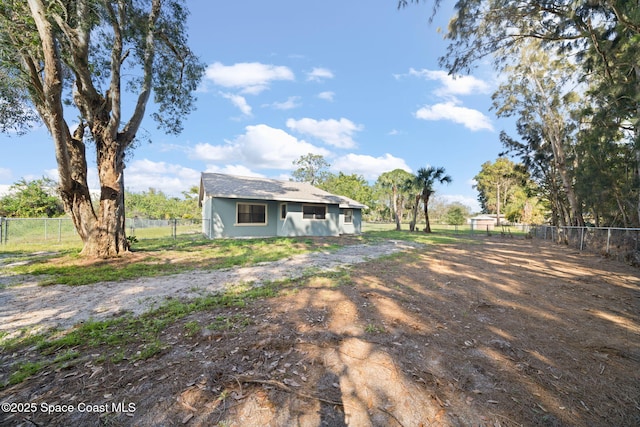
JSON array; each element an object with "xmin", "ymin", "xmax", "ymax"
[
  {"xmin": 237, "ymin": 203, "xmax": 267, "ymax": 224},
  {"xmin": 303, "ymin": 204, "xmax": 326, "ymax": 220},
  {"xmin": 280, "ymin": 203, "xmax": 287, "ymax": 220},
  {"xmin": 344, "ymin": 209, "xmax": 353, "ymax": 224}
]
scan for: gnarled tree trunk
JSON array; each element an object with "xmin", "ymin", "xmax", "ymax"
[
  {"xmin": 83, "ymin": 139, "xmax": 129, "ymax": 257},
  {"xmin": 7, "ymin": 0, "xmax": 201, "ymax": 257}
]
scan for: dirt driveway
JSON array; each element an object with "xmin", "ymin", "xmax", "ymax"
[
  {"xmin": 1, "ymin": 235, "xmax": 639, "ymax": 426},
  {"xmin": 0, "ymin": 239, "xmax": 420, "ymax": 335}
]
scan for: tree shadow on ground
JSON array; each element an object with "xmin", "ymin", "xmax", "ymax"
[{"xmin": 1, "ymin": 235, "xmax": 639, "ymax": 426}]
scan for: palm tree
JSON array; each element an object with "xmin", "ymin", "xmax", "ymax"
[
  {"xmin": 407, "ymin": 178, "xmax": 422, "ymax": 232},
  {"xmin": 377, "ymin": 169, "xmax": 414, "ymax": 231},
  {"xmin": 415, "ymin": 166, "xmax": 452, "ymax": 233}
]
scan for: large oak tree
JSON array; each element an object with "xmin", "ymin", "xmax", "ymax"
[{"xmin": 0, "ymin": 0, "xmax": 204, "ymax": 257}]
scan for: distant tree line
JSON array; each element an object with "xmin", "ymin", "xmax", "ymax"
[
  {"xmin": 2, "ymin": 157, "xmax": 470, "ymax": 227},
  {"xmin": 125, "ymin": 187, "xmax": 200, "ymax": 220},
  {"xmin": 0, "ymin": 178, "xmax": 64, "ymax": 218},
  {"xmin": 292, "ymin": 154, "xmax": 464, "ymax": 231},
  {"xmin": 0, "ymin": 180, "xmax": 200, "ymax": 220},
  {"xmin": 474, "ymin": 157, "xmax": 546, "ymax": 225}
]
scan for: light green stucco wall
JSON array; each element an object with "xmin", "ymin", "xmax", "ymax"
[
  {"xmin": 339, "ymin": 208, "xmax": 362, "ymax": 235},
  {"xmin": 277, "ymin": 203, "xmax": 340, "ymax": 237},
  {"xmin": 208, "ymin": 198, "xmax": 278, "ymax": 238},
  {"xmin": 202, "ymin": 197, "xmax": 360, "ymax": 239}
]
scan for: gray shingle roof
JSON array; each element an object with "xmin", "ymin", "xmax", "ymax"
[{"xmin": 199, "ymin": 173, "xmax": 366, "ymax": 209}]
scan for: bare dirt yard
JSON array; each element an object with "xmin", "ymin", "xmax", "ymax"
[{"xmin": 1, "ymin": 234, "xmax": 639, "ymax": 427}]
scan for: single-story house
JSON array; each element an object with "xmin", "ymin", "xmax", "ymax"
[{"xmin": 199, "ymin": 173, "xmax": 367, "ymax": 239}]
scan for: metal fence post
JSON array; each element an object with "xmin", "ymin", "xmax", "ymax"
[
  {"xmin": 130, "ymin": 217, "xmax": 136, "ymax": 237},
  {"xmin": 606, "ymin": 228, "xmax": 611, "ymax": 254},
  {"xmin": 58, "ymin": 218, "xmax": 62, "ymax": 243},
  {"xmin": 580, "ymin": 227, "xmax": 585, "ymax": 251},
  {"xmin": 0, "ymin": 217, "xmax": 3, "ymax": 244}
]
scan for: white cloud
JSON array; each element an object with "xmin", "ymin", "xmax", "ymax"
[
  {"xmin": 43, "ymin": 169, "xmax": 58, "ymax": 182},
  {"xmin": 307, "ymin": 67, "xmax": 334, "ymax": 82},
  {"xmin": 221, "ymin": 92, "xmax": 252, "ymax": 116},
  {"xmin": 192, "ymin": 142, "xmax": 238, "ymax": 162},
  {"xmin": 0, "ymin": 167, "xmax": 12, "ymax": 181},
  {"xmin": 0, "ymin": 184, "xmax": 11, "ymax": 197},
  {"xmin": 192, "ymin": 124, "xmax": 329, "ymax": 170},
  {"xmin": 332, "ymin": 153, "xmax": 411, "ymax": 180},
  {"xmin": 415, "ymin": 101, "xmax": 494, "ymax": 132},
  {"xmin": 270, "ymin": 96, "xmax": 301, "ymax": 110},
  {"xmin": 408, "ymin": 68, "xmax": 491, "ymax": 96},
  {"xmin": 205, "ymin": 62, "xmax": 295, "ymax": 94},
  {"xmin": 125, "ymin": 159, "xmax": 201, "ymax": 195},
  {"xmin": 286, "ymin": 117, "xmax": 363, "ymax": 149},
  {"xmin": 204, "ymin": 165, "xmax": 264, "ymax": 177},
  {"xmin": 402, "ymin": 68, "xmax": 493, "ymax": 132},
  {"xmin": 317, "ymin": 91, "xmax": 335, "ymax": 101}
]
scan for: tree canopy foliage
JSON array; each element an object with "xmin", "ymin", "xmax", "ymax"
[
  {"xmin": 291, "ymin": 154, "xmax": 332, "ymax": 186},
  {"xmin": 320, "ymin": 172, "xmax": 375, "ymax": 211},
  {"xmin": 0, "ymin": 0, "xmax": 204, "ymax": 257},
  {"xmin": 444, "ymin": 205, "xmax": 467, "ymax": 226},
  {"xmin": 0, "ymin": 177, "xmax": 64, "ymax": 218},
  {"xmin": 474, "ymin": 158, "xmax": 545, "ymax": 224},
  {"xmin": 291, "ymin": 154, "xmax": 465, "ymax": 226},
  {"xmin": 126, "ymin": 187, "xmax": 199, "ymax": 220},
  {"xmin": 376, "ymin": 169, "xmax": 415, "ymax": 230},
  {"xmin": 401, "ymin": 0, "xmax": 639, "ymax": 226}
]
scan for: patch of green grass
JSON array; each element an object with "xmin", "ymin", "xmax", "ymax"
[
  {"xmin": 110, "ymin": 349, "xmax": 126, "ymax": 364},
  {"xmin": 23, "ymin": 261, "xmax": 189, "ymax": 287},
  {"xmin": 184, "ymin": 321, "xmax": 201, "ymax": 337},
  {"xmin": 0, "ymin": 328, "xmax": 50, "ymax": 351},
  {"xmin": 361, "ymin": 226, "xmax": 480, "ymax": 247},
  {"xmin": 323, "ymin": 269, "xmax": 353, "ymax": 287},
  {"xmin": 132, "ymin": 340, "xmax": 164, "ymax": 361},
  {"xmin": 207, "ymin": 314, "xmax": 252, "ymax": 331},
  {"xmin": 53, "ymin": 349, "xmax": 80, "ymax": 364},
  {"xmin": 364, "ymin": 323, "xmax": 386, "ymax": 334},
  {"xmin": 7, "ymin": 361, "xmax": 45, "ymax": 385},
  {"xmin": 4, "ymin": 223, "xmax": 474, "ymax": 288},
  {"xmin": 6, "ymin": 236, "xmax": 321, "ymax": 287}
]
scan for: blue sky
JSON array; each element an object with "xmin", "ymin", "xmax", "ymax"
[{"xmin": 0, "ymin": 0, "xmax": 512, "ymax": 212}]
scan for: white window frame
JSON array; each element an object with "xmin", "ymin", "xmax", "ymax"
[
  {"xmin": 344, "ymin": 209, "xmax": 353, "ymax": 224},
  {"xmin": 236, "ymin": 202, "xmax": 268, "ymax": 226}
]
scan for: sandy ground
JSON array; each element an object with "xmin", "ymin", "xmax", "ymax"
[
  {"xmin": 0, "ymin": 240, "xmax": 420, "ymax": 335},
  {"xmin": 1, "ymin": 235, "xmax": 639, "ymax": 427}
]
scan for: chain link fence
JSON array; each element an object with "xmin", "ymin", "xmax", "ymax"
[
  {"xmin": 531, "ymin": 225, "xmax": 640, "ymax": 266},
  {"xmin": 0, "ymin": 217, "xmax": 204, "ymax": 246}
]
